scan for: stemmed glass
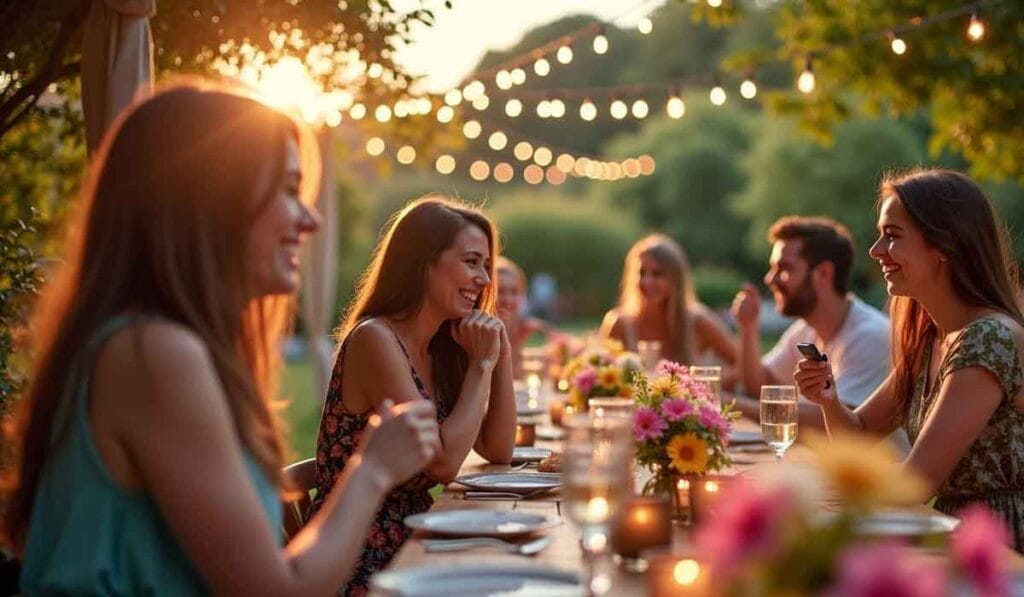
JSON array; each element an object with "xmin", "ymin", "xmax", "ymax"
[
  {"xmin": 564, "ymin": 414, "xmax": 633, "ymax": 596},
  {"xmin": 759, "ymin": 385, "xmax": 798, "ymax": 459}
]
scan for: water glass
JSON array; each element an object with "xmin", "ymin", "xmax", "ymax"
[
  {"xmin": 587, "ymin": 397, "xmax": 635, "ymax": 420},
  {"xmin": 759, "ymin": 385, "xmax": 798, "ymax": 459},
  {"xmin": 688, "ymin": 365, "xmax": 722, "ymax": 405},
  {"xmin": 565, "ymin": 414, "xmax": 633, "ymax": 595},
  {"xmin": 637, "ymin": 340, "xmax": 662, "ymax": 372}
]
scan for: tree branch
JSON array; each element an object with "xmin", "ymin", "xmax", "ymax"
[{"xmin": 0, "ymin": 61, "xmax": 81, "ymax": 139}]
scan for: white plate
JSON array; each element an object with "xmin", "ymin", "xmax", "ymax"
[
  {"xmin": 371, "ymin": 564, "xmax": 581, "ymax": 596},
  {"xmin": 405, "ymin": 509, "xmax": 560, "ymax": 538},
  {"xmin": 853, "ymin": 510, "xmax": 960, "ymax": 537},
  {"xmin": 728, "ymin": 429, "xmax": 764, "ymax": 444},
  {"xmin": 511, "ymin": 447, "xmax": 552, "ymax": 463},
  {"xmin": 536, "ymin": 426, "xmax": 564, "ymax": 441},
  {"xmin": 454, "ymin": 472, "xmax": 562, "ymax": 495}
]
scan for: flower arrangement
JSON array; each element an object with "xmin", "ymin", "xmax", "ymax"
[
  {"xmin": 692, "ymin": 431, "xmax": 1013, "ymax": 596},
  {"xmin": 632, "ymin": 361, "xmax": 738, "ymax": 497},
  {"xmin": 561, "ymin": 338, "xmax": 642, "ymax": 411}
]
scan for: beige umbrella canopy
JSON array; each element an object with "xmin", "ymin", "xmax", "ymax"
[{"xmin": 81, "ymin": 0, "xmax": 156, "ymax": 151}]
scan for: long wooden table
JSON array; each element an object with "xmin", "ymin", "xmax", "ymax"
[{"xmin": 382, "ymin": 417, "xmax": 1023, "ymax": 595}]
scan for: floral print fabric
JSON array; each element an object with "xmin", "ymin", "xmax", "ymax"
[
  {"xmin": 308, "ymin": 321, "xmax": 448, "ymax": 595},
  {"xmin": 905, "ymin": 317, "xmax": 1024, "ymax": 551}
]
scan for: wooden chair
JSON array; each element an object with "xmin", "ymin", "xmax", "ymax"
[{"xmin": 281, "ymin": 457, "xmax": 317, "ymax": 541}]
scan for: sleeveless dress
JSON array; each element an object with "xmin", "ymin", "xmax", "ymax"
[
  {"xmin": 904, "ymin": 317, "xmax": 1024, "ymax": 551},
  {"xmin": 21, "ymin": 314, "xmax": 282, "ymax": 595},
  {"xmin": 308, "ymin": 320, "xmax": 449, "ymax": 596}
]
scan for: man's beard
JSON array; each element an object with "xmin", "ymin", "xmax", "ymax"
[{"xmin": 777, "ymin": 276, "xmax": 818, "ymax": 318}]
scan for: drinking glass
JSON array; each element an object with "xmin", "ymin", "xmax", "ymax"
[
  {"xmin": 587, "ymin": 397, "xmax": 635, "ymax": 420},
  {"xmin": 565, "ymin": 414, "xmax": 633, "ymax": 595},
  {"xmin": 689, "ymin": 365, "xmax": 722, "ymax": 406},
  {"xmin": 637, "ymin": 340, "xmax": 662, "ymax": 372},
  {"xmin": 760, "ymin": 385, "xmax": 798, "ymax": 459}
]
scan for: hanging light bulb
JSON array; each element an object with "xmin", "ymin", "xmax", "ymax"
[
  {"xmin": 365, "ymin": 137, "xmax": 385, "ymax": 156},
  {"xmin": 469, "ymin": 160, "xmax": 490, "ymax": 181},
  {"xmin": 579, "ymin": 99, "xmax": 597, "ymax": 121},
  {"xmin": 436, "ymin": 105, "xmax": 454, "ymax": 123},
  {"xmin": 462, "ymin": 80, "xmax": 485, "ymax": 101},
  {"xmin": 396, "ymin": 145, "xmax": 416, "ymax": 165},
  {"xmin": 494, "ymin": 162, "xmax": 514, "ymax": 183},
  {"xmin": 510, "ymin": 68, "xmax": 526, "ymax": 85},
  {"xmin": 471, "ymin": 94, "xmax": 490, "ymax": 110},
  {"xmin": 967, "ymin": 12, "xmax": 985, "ymax": 41},
  {"xmin": 534, "ymin": 57, "xmax": 551, "ymax": 76},
  {"xmin": 709, "ymin": 85, "xmax": 727, "ymax": 106},
  {"xmin": 797, "ymin": 57, "xmax": 816, "ymax": 94},
  {"xmin": 666, "ymin": 90, "xmax": 686, "ymax": 118},
  {"xmin": 505, "ymin": 99, "xmax": 523, "ymax": 117},
  {"xmin": 513, "ymin": 141, "xmax": 534, "ymax": 161},
  {"xmin": 435, "ymin": 155, "xmax": 456, "ymax": 175},
  {"xmin": 374, "ymin": 104, "xmax": 392, "ymax": 122},
  {"xmin": 740, "ymin": 77, "xmax": 757, "ymax": 99},
  {"xmin": 495, "ymin": 70, "xmax": 512, "ymax": 90},
  {"xmin": 593, "ymin": 33, "xmax": 609, "ymax": 55},
  {"xmin": 707, "ymin": 0, "xmax": 722, "ymax": 6},
  {"xmin": 549, "ymin": 99, "xmax": 566, "ymax": 118},
  {"xmin": 462, "ymin": 120, "xmax": 482, "ymax": 139},
  {"xmin": 638, "ymin": 17, "xmax": 653, "ymax": 35},
  {"xmin": 889, "ymin": 32, "xmax": 907, "ymax": 55},
  {"xmin": 533, "ymin": 146, "xmax": 553, "ymax": 166},
  {"xmin": 444, "ymin": 88, "xmax": 462, "ymax": 106},
  {"xmin": 631, "ymin": 99, "xmax": 649, "ymax": 119},
  {"xmin": 349, "ymin": 103, "xmax": 366, "ymax": 120},
  {"xmin": 536, "ymin": 100, "xmax": 552, "ymax": 118},
  {"xmin": 488, "ymin": 131, "xmax": 508, "ymax": 151},
  {"xmin": 557, "ymin": 46, "xmax": 574, "ymax": 64},
  {"xmin": 610, "ymin": 99, "xmax": 628, "ymax": 119}
]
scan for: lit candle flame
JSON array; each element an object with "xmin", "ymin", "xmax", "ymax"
[{"xmin": 673, "ymin": 559, "xmax": 701, "ymax": 586}]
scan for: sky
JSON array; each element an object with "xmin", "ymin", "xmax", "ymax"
[{"xmin": 392, "ymin": 0, "xmax": 667, "ymax": 93}]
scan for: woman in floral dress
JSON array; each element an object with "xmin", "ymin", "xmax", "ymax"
[
  {"xmin": 796, "ymin": 168, "xmax": 1024, "ymax": 551},
  {"xmin": 309, "ymin": 196, "xmax": 516, "ymax": 594}
]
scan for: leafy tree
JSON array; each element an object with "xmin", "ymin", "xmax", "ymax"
[
  {"xmin": 765, "ymin": 0, "xmax": 1024, "ymax": 183},
  {"xmin": 0, "ymin": 211, "xmax": 44, "ymax": 412}
]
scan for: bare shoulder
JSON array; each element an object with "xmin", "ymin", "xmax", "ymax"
[
  {"xmin": 600, "ymin": 309, "xmax": 626, "ymax": 336},
  {"xmin": 344, "ymin": 318, "xmax": 404, "ymax": 362}
]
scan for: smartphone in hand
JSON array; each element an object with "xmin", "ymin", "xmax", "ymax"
[{"xmin": 796, "ymin": 342, "xmax": 831, "ymax": 388}]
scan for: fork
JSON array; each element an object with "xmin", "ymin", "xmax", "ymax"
[
  {"xmin": 421, "ymin": 535, "xmax": 552, "ymax": 556},
  {"xmin": 463, "ymin": 487, "xmax": 551, "ymax": 501}
]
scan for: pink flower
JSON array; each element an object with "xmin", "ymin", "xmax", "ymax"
[
  {"xmin": 661, "ymin": 398, "xmax": 695, "ymax": 421},
  {"xmin": 687, "ymin": 379, "xmax": 713, "ymax": 401},
  {"xmin": 831, "ymin": 542, "xmax": 946, "ymax": 597},
  {"xmin": 694, "ymin": 480, "xmax": 791, "ymax": 572},
  {"xmin": 698, "ymin": 404, "xmax": 729, "ymax": 437},
  {"xmin": 951, "ymin": 505, "xmax": 1010, "ymax": 597},
  {"xmin": 574, "ymin": 368, "xmax": 597, "ymax": 395},
  {"xmin": 656, "ymin": 360, "xmax": 688, "ymax": 379},
  {"xmin": 633, "ymin": 406, "xmax": 667, "ymax": 441}
]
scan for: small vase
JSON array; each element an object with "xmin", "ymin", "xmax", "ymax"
[{"xmin": 645, "ymin": 471, "xmax": 700, "ymax": 524}]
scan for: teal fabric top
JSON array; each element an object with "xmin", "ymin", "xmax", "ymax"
[{"xmin": 21, "ymin": 315, "xmax": 282, "ymax": 596}]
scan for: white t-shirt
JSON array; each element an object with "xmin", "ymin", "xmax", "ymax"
[{"xmin": 764, "ymin": 296, "xmax": 890, "ymax": 408}]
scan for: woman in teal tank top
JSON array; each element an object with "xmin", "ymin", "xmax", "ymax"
[{"xmin": 3, "ymin": 82, "xmax": 440, "ymax": 595}]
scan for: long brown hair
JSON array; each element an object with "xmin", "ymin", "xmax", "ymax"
[
  {"xmin": 338, "ymin": 196, "xmax": 498, "ymax": 412},
  {"xmin": 2, "ymin": 80, "xmax": 320, "ymax": 552},
  {"xmin": 617, "ymin": 234, "xmax": 696, "ymax": 364},
  {"xmin": 883, "ymin": 168, "xmax": 1023, "ymax": 418}
]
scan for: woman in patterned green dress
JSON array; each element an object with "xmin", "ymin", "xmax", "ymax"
[{"xmin": 795, "ymin": 168, "xmax": 1024, "ymax": 551}]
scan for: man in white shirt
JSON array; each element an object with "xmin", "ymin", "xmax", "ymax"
[{"xmin": 730, "ymin": 216, "xmax": 891, "ymax": 430}]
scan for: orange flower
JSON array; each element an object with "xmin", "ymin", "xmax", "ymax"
[
  {"xmin": 667, "ymin": 433, "xmax": 708, "ymax": 475},
  {"xmin": 597, "ymin": 365, "xmax": 621, "ymax": 389}
]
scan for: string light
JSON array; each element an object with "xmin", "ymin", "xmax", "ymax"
[
  {"xmin": 797, "ymin": 57, "xmax": 816, "ymax": 94},
  {"xmin": 707, "ymin": 0, "xmax": 722, "ymax": 7},
  {"xmin": 580, "ymin": 99, "xmax": 598, "ymax": 121},
  {"xmin": 469, "ymin": 160, "xmax": 490, "ymax": 181},
  {"xmin": 505, "ymin": 99, "xmax": 523, "ymax": 117},
  {"xmin": 462, "ymin": 120, "xmax": 482, "ymax": 139},
  {"xmin": 367, "ymin": 63, "xmax": 383, "ymax": 78},
  {"xmin": 631, "ymin": 99, "xmax": 649, "ymax": 119},
  {"xmin": 524, "ymin": 164, "xmax": 544, "ymax": 185},
  {"xmin": 374, "ymin": 104, "xmax": 392, "ymax": 122},
  {"xmin": 666, "ymin": 95, "xmax": 686, "ymax": 119},
  {"xmin": 593, "ymin": 33, "xmax": 609, "ymax": 55},
  {"xmin": 472, "ymin": 94, "xmax": 490, "ymax": 110},
  {"xmin": 534, "ymin": 58, "xmax": 551, "ymax": 76},
  {"xmin": 510, "ymin": 68, "xmax": 527, "ymax": 85},
  {"xmin": 610, "ymin": 99, "xmax": 628, "ymax": 119},
  {"xmin": 638, "ymin": 17, "xmax": 653, "ymax": 35},
  {"xmin": 536, "ymin": 100, "xmax": 552, "ymax": 118},
  {"xmin": 709, "ymin": 84, "xmax": 727, "ymax": 106},
  {"xmin": 967, "ymin": 12, "xmax": 985, "ymax": 41},
  {"xmin": 513, "ymin": 141, "xmax": 534, "ymax": 161},
  {"xmin": 889, "ymin": 32, "xmax": 907, "ymax": 55},
  {"xmin": 534, "ymin": 146, "xmax": 553, "ymax": 166},
  {"xmin": 496, "ymin": 70, "xmax": 513, "ymax": 90},
  {"xmin": 435, "ymin": 155, "xmax": 456, "ymax": 174},
  {"xmin": 393, "ymin": 100, "xmax": 409, "ymax": 118},
  {"xmin": 365, "ymin": 137, "xmax": 385, "ymax": 156},
  {"xmin": 557, "ymin": 46, "xmax": 574, "ymax": 64},
  {"xmin": 324, "ymin": 111, "xmax": 342, "ymax": 127},
  {"xmin": 549, "ymin": 99, "xmax": 566, "ymax": 118},
  {"xmin": 638, "ymin": 154, "xmax": 656, "ymax": 175},
  {"xmin": 556, "ymin": 153, "xmax": 575, "ymax": 172},
  {"xmin": 396, "ymin": 145, "xmax": 416, "ymax": 164},
  {"xmin": 462, "ymin": 80, "xmax": 485, "ymax": 101},
  {"xmin": 444, "ymin": 89, "xmax": 462, "ymax": 106},
  {"xmin": 488, "ymin": 131, "xmax": 508, "ymax": 150},
  {"xmin": 436, "ymin": 105, "xmax": 454, "ymax": 123},
  {"xmin": 740, "ymin": 77, "xmax": 758, "ymax": 99},
  {"xmin": 494, "ymin": 162, "xmax": 514, "ymax": 183},
  {"xmin": 349, "ymin": 103, "xmax": 366, "ymax": 120},
  {"xmin": 546, "ymin": 166, "xmax": 567, "ymax": 185}
]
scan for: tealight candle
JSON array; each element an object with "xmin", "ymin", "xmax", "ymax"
[
  {"xmin": 611, "ymin": 496, "xmax": 672, "ymax": 571},
  {"xmin": 514, "ymin": 422, "xmax": 536, "ymax": 447},
  {"xmin": 646, "ymin": 551, "xmax": 712, "ymax": 597},
  {"xmin": 689, "ymin": 476, "xmax": 728, "ymax": 525}
]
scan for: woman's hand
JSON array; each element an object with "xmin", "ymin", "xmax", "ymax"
[
  {"xmin": 452, "ymin": 310, "xmax": 503, "ymax": 365},
  {"xmin": 359, "ymin": 399, "xmax": 440, "ymax": 489},
  {"xmin": 794, "ymin": 358, "xmax": 839, "ymax": 406}
]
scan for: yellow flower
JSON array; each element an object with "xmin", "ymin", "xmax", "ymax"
[
  {"xmin": 650, "ymin": 376, "xmax": 681, "ymax": 398},
  {"xmin": 617, "ymin": 384, "xmax": 634, "ymax": 398},
  {"xmin": 667, "ymin": 433, "xmax": 708, "ymax": 475},
  {"xmin": 806, "ymin": 430, "xmax": 927, "ymax": 508},
  {"xmin": 597, "ymin": 366, "xmax": 621, "ymax": 389},
  {"xmin": 568, "ymin": 387, "xmax": 586, "ymax": 411}
]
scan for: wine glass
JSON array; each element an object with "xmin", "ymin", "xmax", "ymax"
[
  {"xmin": 760, "ymin": 385, "xmax": 798, "ymax": 459},
  {"xmin": 565, "ymin": 414, "xmax": 633, "ymax": 595},
  {"xmin": 637, "ymin": 340, "xmax": 662, "ymax": 373},
  {"xmin": 689, "ymin": 365, "xmax": 722, "ymax": 406}
]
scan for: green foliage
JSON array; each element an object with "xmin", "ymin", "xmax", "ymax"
[
  {"xmin": 0, "ymin": 210, "xmax": 43, "ymax": 411},
  {"xmin": 768, "ymin": 0, "xmax": 1024, "ymax": 183},
  {"xmin": 693, "ymin": 266, "xmax": 747, "ymax": 310},
  {"xmin": 490, "ymin": 196, "xmax": 640, "ymax": 318}
]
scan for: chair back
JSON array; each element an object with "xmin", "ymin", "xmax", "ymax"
[{"xmin": 281, "ymin": 457, "xmax": 317, "ymax": 541}]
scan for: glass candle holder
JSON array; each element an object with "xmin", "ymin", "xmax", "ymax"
[
  {"xmin": 548, "ymin": 396, "xmax": 566, "ymax": 427},
  {"xmin": 514, "ymin": 422, "xmax": 536, "ymax": 447},
  {"xmin": 688, "ymin": 475, "xmax": 730, "ymax": 525},
  {"xmin": 645, "ymin": 550, "xmax": 713, "ymax": 597},
  {"xmin": 587, "ymin": 397, "xmax": 635, "ymax": 420},
  {"xmin": 610, "ymin": 496, "xmax": 672, "ymax": 572}
]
